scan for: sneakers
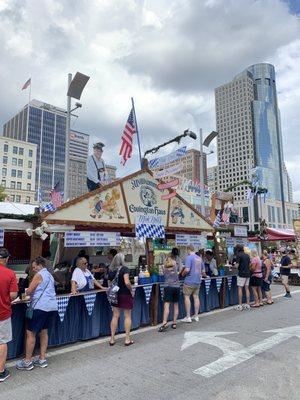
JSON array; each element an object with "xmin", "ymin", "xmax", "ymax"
[
  {"xmin": 234, "ymin": 305, "xmax": 243, "ymax": 311},
  {"xmin": 182, "ymin": 316, "xmax": 192, "ymax": 323},
  {"xmin": 192, "ymin": 315, "xmax": 199, "ymax": 322},
  {"xmin": 284, "ymin": 293, "xmax": 292, "ymax": 299},
  {"xmin": 33, "ymin": 357, "xmax": 48, "ymax": 368},
  {"xmin": 16, "ymin": 359, "xmax": 34, "ymax": 371},
  {"xmin": 0, "ymin": 369, "xmax": 10, "ymax": 382},
  {"xmin": 243, "ymin": 304, "xmax": 251, "ymax": 310}
]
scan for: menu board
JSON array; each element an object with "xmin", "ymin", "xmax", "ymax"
[
  {"xmin": 226, "ymin": 237, "xmax": 248, "ymax": 247},
  {"xmin": 65, "ymin": 231, "xmax": 121, "ymax": 247},
  {"xmin": 175, "ymin": 234, "xmax": 207, "ymax": 248},
  {"xmin": 0, "ymin": 229, "xmax": 4, "ymax": 247}
]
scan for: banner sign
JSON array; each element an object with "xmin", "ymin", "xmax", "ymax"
[
  {"xmin": 153, "ymin": 164, "xmax": 183, "ymax": 179},
  {"xmin": 0, "ymin": 229, "xmax": 4, "ymax": 247},
  {"xmin": 175, "ymin": 234, "xmax": 207, "ymax": 248},
  {"xmin": 233, "ymin": 225, "xmax": 248, "ymax": 237},
  {"xmin": 65, "ymin": 231, "xmax": 121, "ymax": 247},
  {"xmin": 149, "ymin": 146, "xmax": 187, "ymax": 169},
  {"xmin": 157, "ymin": 178, "xmax": 179, "ymax": 191},
  {"xmin": 226, "ymin": 237, "xmax": 248, "ymax": 247}
]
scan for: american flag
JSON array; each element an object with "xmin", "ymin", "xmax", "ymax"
[
  {"xmin": 222, "ymin": 210, "xmax": 230, "ymax": 224},
  {"xmin": 119, "ymin": 108, "xmax": 136, "ymax": 165},
  {"xmin": 50, "ymin": 182, "xmax": 63, "ymax": 209},
  {"xmin": 22, "ymin": 78, "xmax": 31, "ymax": 90}
]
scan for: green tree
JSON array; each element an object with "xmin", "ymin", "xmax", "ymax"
[{"xmin": 0, "ymin": 185, "xmax": 6, "ymax": 202}]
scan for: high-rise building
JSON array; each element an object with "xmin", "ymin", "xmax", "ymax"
[
  {"xmin": 3, "ymin": 99, "xmax": 66, "ymax": 201},
  {"xmin": 69, "ymin": 130, "xmax": 89, "ymax": 199},
  {"xmin": 215, "ymin": 63, "xmax": 296, "ymax": 229},
  {"xmin": 106, "ymin": 164, "xmax": 117, "ymax": 182},
  {"xmin": 0, "ymin": 137, "xmax": 37, "ymax": 203},
  {"xmin": 207, "ymin": 166, "xmax": 218, "ymax": 193}
]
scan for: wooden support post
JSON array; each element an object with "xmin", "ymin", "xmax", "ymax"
[{"xmin": 220, "ymin": 277, "xmax": 226, "ymax": 309}]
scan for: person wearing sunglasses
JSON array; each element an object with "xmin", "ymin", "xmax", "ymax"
[{"xmin": 71, "ymin": 257, "xmax": 105, "ymax": 295}]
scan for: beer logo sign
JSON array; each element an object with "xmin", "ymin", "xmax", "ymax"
[{"xmin": 140, "ymin": 185, "xmax": 157, "ymax": 207}]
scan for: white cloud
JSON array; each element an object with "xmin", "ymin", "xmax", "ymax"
[{"xmin": 0, "ymin": 0, "xmax": 299, "ymax": 200}]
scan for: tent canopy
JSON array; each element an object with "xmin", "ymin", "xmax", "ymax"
[{"xmin": 250, "ymin": 227, "xmax": 295, "ymax": 242}]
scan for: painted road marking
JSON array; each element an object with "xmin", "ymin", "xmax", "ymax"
[{"xmin": 181, "ymin": 325, "xmax": 300, "ymax": 378}]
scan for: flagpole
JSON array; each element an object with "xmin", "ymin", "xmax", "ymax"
[
  {"xmin": 28, "ymin": 80, "xmax": 31, "ymax": 104},
  {"xmin": 131, "ymin": 97, "xmax": 142, "ymax": 168}
]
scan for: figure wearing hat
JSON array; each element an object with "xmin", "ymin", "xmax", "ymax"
[{"xmin": 86, "ymin": 142, "xmax": 107, "ymax": 191}]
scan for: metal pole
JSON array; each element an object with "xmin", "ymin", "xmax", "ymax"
[
  {"xmin": 199, "ymin": 128, "xmax": 205, "ymax": 215},
  {"xmin": 52, "ymin": 114, "xmax": 57, "ymax": 188},
  {"xmin": 131, "ymin": 97, "xmax": 142, "ymax": 168},
  {"xmin": 37, "ymin": 110, "xmax": 44, "ymax": 205},
  {"xmin": 64, "ymin": 73, "xmax": 72, "ymax": 202}
]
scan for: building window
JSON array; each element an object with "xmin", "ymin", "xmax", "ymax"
[
  {"xmin": 18, "ymin": 148, "xmax": 24, "ymax": 155},
  {"xmin": 2, "ymin": 156, "xmax": 8, "ymax": 164},
  {"xmin": 4, "ymin": 144, "xmax": 8, "ymax": 153},
  {"xmin": 1, "ymin": 180, "xmax": 5, "ymax": 187},
  {"xmin": 27, "ymin": 183, "xmax": 31, "ymax": 191},
  {"xmin": 17, "ymin": 170, "xmax": 22, "ymax": 178},
  {"xmin": 29, "ymin": 149, "xmax": 33, "ymax": 157},
  {"xmin": 28, "ymin": 161, "xmax": 32, "ymax": 168},
  {"xmin": 17, "ymin": 182, "xmax": 21, "ymax": 190},
  {"xmin": 11, "ymin": 195, "xmax": 15, "ymax": 202},
  {"xmin": 16, "ymin": 195, "xmax": 21, "ymax": 203},
  {"xmin": 18, "ymin": 159, "xmax": 23, "ymax": 167},
  {"xmin": 11, "ymin": 181, "xmax": 16, "ymax": 189},
  {"xmin": 11, "ymin": 169, "xmax": 16, "ymax": 177},
  {"xmin": 13, "ymin": 146, "xmax": 18, "ymax": 154},
  {"xmin": 12, "ymin": 158, "xmax": 17, "ymax": 166},
  {"xmin": 26, "ymin": 196, "xmax": 31, "ymax": 203},
  {"xmin": 2, "ymin": 168, "xmax": 7, "ymax": 177},
  {"xmin": 27, "ymin": 172, "xmax": 32, "ymax": 179}
]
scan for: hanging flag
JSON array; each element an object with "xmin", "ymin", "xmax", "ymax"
[
  {"xmin": 213, "ymin": 211, "xmax": 222, "ymax": 228},
  {"xmin": 119, "ymin": 109, "xmax": 136, "ymax": 165},
  {"xmin": 22, "ymin": 78, "xmax": 31, "ymax": 90},
  {"xmin": 227, "ymin": 276, "xmax": 232, "ymax": 290},
  {"xmin": 84, "ymin": 293, "xmax": 97, "ymax": 316},
  {"xmin": 51, "ymin": 181, "xmax": 63, "ymax": 208},
  {"xmin": 216, "ymin": 277, "xmax": 222, "ymax": 292},
  {"xmin": 159, "ymin": 284, "xmax": 165, "ymax": 300},
  {"xmin": 143, "ymin": 284, "xmax": 153, "ymax": 304},
  {"xmin": 57, "ymin": 296, "xmax": 70, "ymax": 322},
  {"xmin": 41, "ymin": 202, "xmax": 56, "ymax": 212},
  {"xmin": 204, "ymin": 278, "xmax": 211, "ymax": 295}
]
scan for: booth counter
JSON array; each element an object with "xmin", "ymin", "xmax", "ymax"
[{"xmin": 8, "ymin": 276, "xmax": 238, "ymax": 360}]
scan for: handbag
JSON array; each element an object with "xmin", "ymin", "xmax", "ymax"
[
  {"xmin": 107, "ymin": 267, "xmax": 122, "ymax": 306},
  {"xmin": 26, "ymin": 276, "xmax": 51, "ymax": 319}
]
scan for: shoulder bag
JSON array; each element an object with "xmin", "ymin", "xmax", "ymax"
[{"xmin": 26, "ymin": 275, "xmax": 51, "ymax": 319}]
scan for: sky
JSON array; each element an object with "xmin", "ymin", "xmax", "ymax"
[{"xmin": 0, "ymin": 0, "xmax": 300, "ymax": 200}]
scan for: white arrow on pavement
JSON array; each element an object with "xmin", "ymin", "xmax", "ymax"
[{"xmin": 181, "ymin": 325, "xmax": 300, "ymax": 378}]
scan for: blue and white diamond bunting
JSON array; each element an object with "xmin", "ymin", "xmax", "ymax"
[
  {"xmin": 84, "ymin": 293, "xmax": 97, "ymax": 316},
  {"xmin": 143, "ymin": 284, "xmax": 153, "ymax": 304},
  {"xmin": 216, "ymin": 277, "xmax": 222, "ymax": 293},
  {"xmin": 136, "ymin": 223, "xmax": 165, "ymax": 239},
  {"xmin": 57, "ymin": 296, "xmax": 70, "ymax": 322},
  {"xmin": 227, "ymin": 276, "xmax": 232, "ymax": 290},
  {"xmin": 204, "ymin": 278, "xmax": 211, "ymax": 295}
]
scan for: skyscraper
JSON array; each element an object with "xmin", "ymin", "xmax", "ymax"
[
  {"xmin": 69, "ymin": 130, "xmax": 89, "ymax": 199},
  {"xmin": 215, "ymin": 63, "xmax": 297, "ymax": 229},
  {"xmin": 3, "ymin": 99, "xmax": 66, "ymax": 201}
]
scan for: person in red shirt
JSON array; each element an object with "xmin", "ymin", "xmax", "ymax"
[{"xmin": 0, "ymin": 248, "xmax": 18, "ymax": 382}]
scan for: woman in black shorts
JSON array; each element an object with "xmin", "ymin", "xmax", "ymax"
[{"xmin": 158, "ymin": 248, "xmax": 182, "ymax": 332}]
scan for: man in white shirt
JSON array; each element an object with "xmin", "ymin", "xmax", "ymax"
[{"xmin": 86, "ymin": 142, "xmax": 107, "ymax": 192}]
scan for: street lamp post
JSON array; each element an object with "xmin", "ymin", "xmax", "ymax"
[{"xmin": 199, "ymin": 128, "xmax": 205, "ymax": 215}]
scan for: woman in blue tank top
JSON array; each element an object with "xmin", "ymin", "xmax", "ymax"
[{"xmin": 16, "ymin": 256, "xmax": 58, "ymax": 371}]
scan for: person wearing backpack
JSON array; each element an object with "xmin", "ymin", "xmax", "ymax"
[
  {"xmin": 181, "ymin": 245, "xmax": 206, "ymax": 323},
  {"xmin": 261, "ymin": 250, "xmax": 273, "ymax": 305},
  {"xmin": 108, "ymin": 253, "xmax": 134, "ymax": 346}
]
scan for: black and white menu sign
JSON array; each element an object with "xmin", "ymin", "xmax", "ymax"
[
  {"xmin": 0, "ymin": 229, "xmax": 4, "ymax": 247},
  {"xmin": 65, "ymin": 231, "xmax": 121, "ymax": 247}
]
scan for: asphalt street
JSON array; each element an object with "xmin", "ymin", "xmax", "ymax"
[{"xmin": 1, "ymin": 285, "xmax": 300, "ymax": 400}]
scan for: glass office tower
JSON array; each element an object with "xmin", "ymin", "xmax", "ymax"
[{"xmin": 3, "ymin": 100, "xmax": 66, "ymax": 201}]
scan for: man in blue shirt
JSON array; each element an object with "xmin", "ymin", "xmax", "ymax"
[{"xmin": 181, "ymin": 245, "xmax": 206, "ymax": 323}]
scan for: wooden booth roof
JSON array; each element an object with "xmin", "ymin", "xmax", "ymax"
[{"xmin": 42, "ymin": 168, "xmax": 214, "ymax": 233}]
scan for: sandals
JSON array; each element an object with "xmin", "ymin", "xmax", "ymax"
[
  {"xmin": 171, "ymin": 323, "xmax": 177, "ymax": 329},
  {"xmin": 251, "ymin": 304, "xmax": 260, "ymax": 308},
  {"xmin": 158, "ymin": 324, "xmax": 168, "ymax": 332},
  {"xmin": 266, "ymin": 301, "xmax": 274, "ymax": 305},
  {"xmin": 124, "ymin": 340, "xmax": 134, "ymax": 347},
  {"xmin": 109, "ymin": 341, "xmax": 115, "ymax": 346}
]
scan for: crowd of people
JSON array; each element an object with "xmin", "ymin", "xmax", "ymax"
[{"xmin": 0, "ymin": 244, "xmax": 294, "ymax": 382}]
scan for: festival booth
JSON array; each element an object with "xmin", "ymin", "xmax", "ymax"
[{"xmin": 9, "ymin": 168, "xmax": 239, "ymax": 359}]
